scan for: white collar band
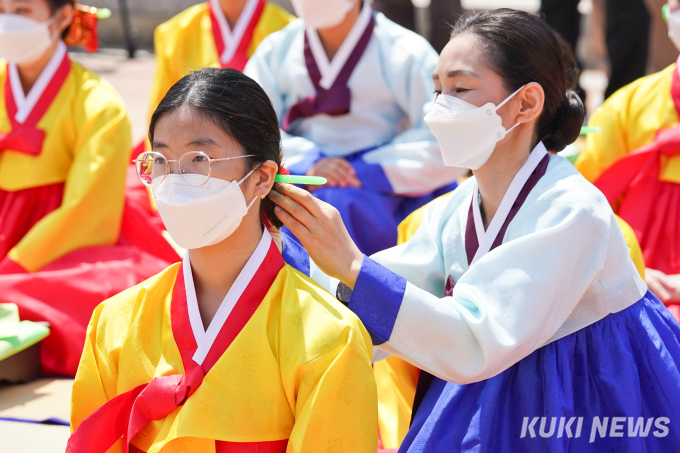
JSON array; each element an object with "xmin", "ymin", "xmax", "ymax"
[
  {"xmin": 306, "ymin": 3, "xmax": 373, "ymax": 90},
  {"xmin": 210, "ymin": 0, "xmax": 261, "ymax": 65},
  {"xmin": 471, "ymin": 142, "xmax": 548, "ymax": 266},
  {"xmin": 183, "ymin": 227, "xmax": 272, "ymax": 365},
  {"xmin": 9, "ymin": 41, "xmax": 67, "ymax": 124}
]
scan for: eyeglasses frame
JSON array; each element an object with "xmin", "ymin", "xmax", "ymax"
[{"xmin": 132, "ymin": 151, "xmax": 256, "ymax": 187}]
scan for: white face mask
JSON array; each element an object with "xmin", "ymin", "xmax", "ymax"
[
  {"xmin": 291, "ymin": 0, "xmax": 356, "ymax": 29},
  {"xmin": 0, "ymin": 13, "xmax": 57, "ymax": 65},
  {"xmin": 424, "ymin": 86, "xmax": 525, "ymax": 170},
  {"xmin": 152, "ymin": 172, "xmax": 258, "ymax": 250},
  {"xmin": 669, "ymin": 9, "xmax": 680, "ymax": 51}
]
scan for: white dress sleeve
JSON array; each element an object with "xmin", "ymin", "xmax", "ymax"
[{"xmin": 348, "ymin": 187, "xmax": 645, "ymax": 384}]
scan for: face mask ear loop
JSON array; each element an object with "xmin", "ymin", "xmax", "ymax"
[
  {"xmin": 46, "ymin": 7, "xmax": 62, "ymax": 41},
  {"xmin": 237, "ymin": 163, "xmax": 262, "ymax": 185},
  {"xmin": 494, "ymin": 84, "xmax": 526, "ymax": 112},
  {"xmin": 246, "ymin": 195, "xmax": 259, "ymax": 210},
  {"xmin": 239, "ymin": 163, "xmax": 264, "ymax": 209},
  {"xmin": 504, "ymin": 121, "xmax": 522, "ymax": 135}
]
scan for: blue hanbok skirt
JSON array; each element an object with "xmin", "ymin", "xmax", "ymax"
[{"xmin": 403, "ymin": 290, "xmax": 680, "ymax": 452}]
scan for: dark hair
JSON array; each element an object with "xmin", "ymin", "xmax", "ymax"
[
  {"xmin": 149, "ymin": 68, "xmax": 284, "ymax": 228},
  {"xmin": 450, "ymin": 9, "xmax": 584, "ymax": 151},
  {"xmin": 554, "ymin": 32, "xmax": 580, "ymax": 91},
  {"xmin": 45, "ymin": 0, "xmax": 75, "ymax": 38}
]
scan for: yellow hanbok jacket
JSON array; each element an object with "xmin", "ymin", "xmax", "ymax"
[
  {"xmin": 576, "ymin": 63, "xmax": 680, "ymax": 185},
  {"xmin": 149, "ymin": 1, "xmax": 294, "ymax": 117},
  {"xmin": 71, "ymin": 253, "xmax": 377, "ymax": 452},
  {"xmin": 0, "ymin": 55, "xmax": 130, "ymax": 271}
]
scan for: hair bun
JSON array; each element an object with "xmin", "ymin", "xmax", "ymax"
[{"xmin": 542, "ymin": 90, "xmax": 585, "ymax": 152}]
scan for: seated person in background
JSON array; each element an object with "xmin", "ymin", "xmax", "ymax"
[
  {"xmin": 244, "ymin": 0, "xmax": 464, "ymax": 257},
  {"xmin": 575, "ymin": 0, "xmax": 680, "ymax": 316},
  {"xmin": 148, "ymin": 0, "xmax": 294, "ymax": 119},
  {"xmin": 69, "ymin": 68, "xmax": 377, "ymax": 453},
  {"xmin": 0, "ymin": 0, "xmax": 177, "ymax": 377}
]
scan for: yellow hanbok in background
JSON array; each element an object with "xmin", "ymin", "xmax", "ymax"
[
  {"xmin": 149, "ymin": 0, "xmax": 294, "ymax": 116},
  {"xmin": 576, "ymin": 61, "xmax": 680, "ymax": 316},
  {"xmin": 0, "ymin": 42, "xmax": 177, "ymax": 377}
]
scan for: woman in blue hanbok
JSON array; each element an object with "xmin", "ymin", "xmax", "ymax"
[{"xmin": 269, "ymin": 9, "xmax": 680, "ymax": 452}]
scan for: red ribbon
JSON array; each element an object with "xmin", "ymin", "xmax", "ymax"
[{"xmin": 0, "ymin": 126, "xmax": 45, "ymax": 155}]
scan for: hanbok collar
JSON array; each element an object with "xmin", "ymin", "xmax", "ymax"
[
  {"xmin": 306, "ymin": 2, "xmax": 373, "ymax": 90},
  {"xmin": 7, "ymin": 41, "xmax": 70, "ymax": 125},
  {"xmin": 1, "ymin": 41, "xmax": 71, "ymax": 156},
  {"xmin": 469, "ymin": 142, "xmax": 549, "ymax": 266},
  {"xmin": 179, "ymin": 227, "xmax": 281, "ymax": 367},
  {"xmin": 208, "ymin": 0, "xmax": 265, "ymax": 70},
  {"xmin": 281, "ymin": 4, "xmax": 375, "ymax": 130}
]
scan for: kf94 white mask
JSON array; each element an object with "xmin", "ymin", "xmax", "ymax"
[
  {"xmin": 291, "ymin": 0, "xmax": 356, "ymax": 29},
  {"xmin": 669, "ymin": 9, "xmax": 680, "ymax": 51},
  {"xmin": 0, "ymin": 13, "xmax": 57, "ymax": 65},
  {"xmin": 424, "ymin": 85, "xmax": 525, "ymax": 170},
  {"xmin": 152, "ymin": 172, "xmax": 258, "ymax": 250}
]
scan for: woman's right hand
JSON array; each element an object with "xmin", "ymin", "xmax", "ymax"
[{"xmin": 269, "ymin": 183, "xmax": 364, "ymax": 288}]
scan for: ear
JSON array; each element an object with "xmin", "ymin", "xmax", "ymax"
[
  {"xmin": 253, "ymin": 160, "xmax": 278, "ymax": 198},
  {"xmin": 52, "ymin": 4, "xmax": 73, "ymax": 35},
  {"xmin": 514, "ymin": 82, "xmax": 544, "ymax": 125}
]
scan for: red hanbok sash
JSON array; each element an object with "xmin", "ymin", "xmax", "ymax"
[
  {"xmin": 67, "ymin": 234, "xmax": 287, "ymax": 453},
  {"xmin": 209, "ymin": 0, "xmax": 265, "ymax": 71},
  {"xmin": 594, "ymin": 66, "xmax": 680, "ymax": 276}
]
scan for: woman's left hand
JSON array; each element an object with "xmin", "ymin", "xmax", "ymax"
[{"xmin": 268, "ymin": 183, "xmax": 363, "ymax": 288}]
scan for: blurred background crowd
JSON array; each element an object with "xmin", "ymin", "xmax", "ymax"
[
  {"xmin": 69, "ymin": 0, "xmax": 677, "ymax": 145},
  {"xmin": 1, "ymin": 0, "xmax": 679, "ymax": 451}
]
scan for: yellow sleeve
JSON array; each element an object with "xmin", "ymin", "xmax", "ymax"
[
  {"xmin": 374, "ymin": 356, "xmax": 419, "ymax": 449},
  {"xmin": 70, "ymin": 303, "xmax": 124, "ymax": 452},
  {"xmin": 247, "ymin": 2, "xmax": 296, "ymax": 57},
  {"xmin": 8, "ymin": 90, "xmax": 130, "ymax": 271},
  {"xmin": 289, "ymin": 320, "xmax": 378, "ymax": 452},
  {"xmin": 575, "ymin": 90, "xmax": 632, "ymax": 183},
  {"xmin": 615, "ymin": 215, "xmax": 646, "ymax": 280},
  {"xmin": 149, "ymin": 26, "xmax": 173, "ymax": 126},
  {"xmin": 397, "ymin": 204, "xmax": 427, "ymax": 244}
]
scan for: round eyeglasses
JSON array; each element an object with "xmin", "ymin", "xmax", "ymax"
[{"xmin": 133, "ymin": 151, "xmax": 255, "ymax": 187}]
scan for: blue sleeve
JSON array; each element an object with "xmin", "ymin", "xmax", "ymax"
[
  {"xmin": 280, "ymin": 231, "xmax": 310, "ymax": 276},
  {"xmin": 351, "ymin": 159, "xmax": 394, "ymax": 193},
  {"xmin": 348, "ymin": 255, "xmax": 406, "ymax": 345}
]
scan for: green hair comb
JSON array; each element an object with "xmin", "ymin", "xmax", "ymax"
[
  {"xmin": 580, "ymin": 126, "xmax": 601, "ymax": 135},
  {"xmin": 274, "ymin": 175, "xmax": 327, "ymax": 185}
]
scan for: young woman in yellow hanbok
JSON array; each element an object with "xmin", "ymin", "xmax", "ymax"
[{"xmin": 69, "ymin": 68, "xmax": 377, "ymax": 453}]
